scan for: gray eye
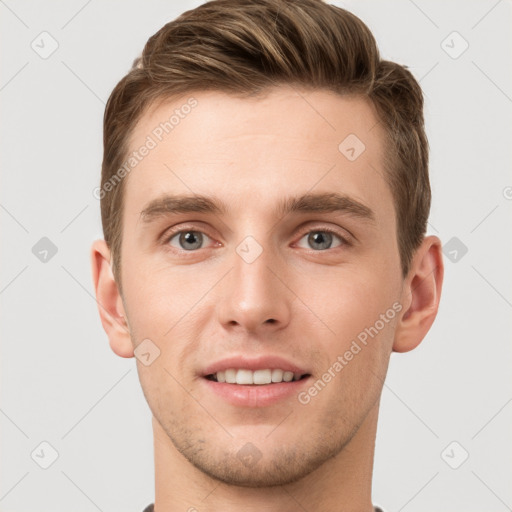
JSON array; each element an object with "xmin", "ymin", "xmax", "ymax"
[
  {"xmin": 169, "ymin": 231, "xmax": 206, "ymax": 250},
  {"xmin": 296, "ymin": 231, "xmax": 343, "ymax": 251}
]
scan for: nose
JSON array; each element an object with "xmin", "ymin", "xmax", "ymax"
[{"xmin": 216, "ymin": 239, "xmax": 292, "ymax": 334}]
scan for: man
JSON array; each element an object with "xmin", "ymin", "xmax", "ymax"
[{"xmin": 91, "ymin": 0, "xmax": 444, "ymax": 510}]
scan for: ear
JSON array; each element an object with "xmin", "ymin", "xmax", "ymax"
[
  {"xmin": 393, "ymin": 235, "xmax": 444, "ymax": 353},
  {"xmin": 90, "ymin": 239, "xmax": 134, "ymax": 358}
]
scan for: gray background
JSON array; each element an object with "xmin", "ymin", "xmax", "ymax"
[{"xmin": 1, "ymin": 1, "xmax": 511, "ymax": 511}]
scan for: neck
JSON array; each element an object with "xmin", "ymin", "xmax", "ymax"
[{"xmin": 152, "ymin": 400, "xmax": 380, "ymax": 512}]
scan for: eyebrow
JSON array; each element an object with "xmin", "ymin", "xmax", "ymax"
[{"xmin": 140, "ymin": 192, "xmax": 376, "ymax": 224}]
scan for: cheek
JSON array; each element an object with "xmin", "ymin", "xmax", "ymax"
[
  {"xmin": 294, "ymin": 267, "xmax": 399, "ymax": 349},
  {"xmin": 291, "ymin": 268, "xmax": 399, "ymax": 408},
  {"xmin": 122, "ymin": 263, "xmax": 211, "ymax": 373},
  {"xmin": 122, "ymin": 257, "xmax": 196, "ymax": 332}
]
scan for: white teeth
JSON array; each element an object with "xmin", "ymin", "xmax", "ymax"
[
  {"xmin": 271, "ymin": 369, "xmax": 283, "ymax": 382},
  {"xmin": 253, "ymin": 369, "xmax": 272, "ymax": 384},
  {"xmin": 212, "ymin": 368, "xmax": 304, "ymax": 385},
  {"xmin": 225, "ymin": 369, "xmax": 237, "ymax": 383},
  {"xmin": 236, "ymin": 369, "xmax": 253, "ymax": 385},
  {"xmin": 283, "ymin": 371, "xmax": 294, "ymax": 382}
]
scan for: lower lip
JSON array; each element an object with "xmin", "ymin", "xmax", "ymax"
[{"xmin": 201, "ymin": 377, "xmax": 311, "ymax": 407}]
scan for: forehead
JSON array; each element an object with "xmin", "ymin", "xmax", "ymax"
[{"xmin": 123, "ymin": 86, "xmax": 394, "ymax": 226}]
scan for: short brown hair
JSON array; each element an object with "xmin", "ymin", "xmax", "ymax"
[{"xmin": 100, "ymin": 0, "xmax": 430, "ymax": 288}]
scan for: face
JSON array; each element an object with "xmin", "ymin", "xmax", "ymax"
[{"xmin": 117, "ymin": 86, "xmax": 405, "ymax": 486}]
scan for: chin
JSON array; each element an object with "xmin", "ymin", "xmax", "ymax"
[
  {"xmin": 179, "ymin": 441, "xmax": 336, "ymax": 488},
  {"xmin": 191, "ymin": 459, "xmax": 316, "ymax": 488}
]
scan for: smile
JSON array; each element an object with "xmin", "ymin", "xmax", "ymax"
[{"xmin": 205, "ymin": 368, "xmax": 309, "ymax": 385}]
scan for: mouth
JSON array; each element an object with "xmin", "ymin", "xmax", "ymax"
[
  {"xmin": 200, "ymin": 355, "xmax": 312, "ymax": 407},
  {"xmin": 204, "ymin": 368, "xmax": 311, "ymax": 385}
]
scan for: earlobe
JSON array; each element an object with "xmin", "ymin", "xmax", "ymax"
[
  {"xmin": 90, "ymin": 239, "xmax": 134, "ymax": 358},
  {"xmin": 393, "ymin": 235, "xmax": 444, "ymax": 353}
]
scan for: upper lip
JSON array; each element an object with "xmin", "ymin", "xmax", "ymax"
[{"xmin": 201, "ymin": 355, "xmax": 310, "ymax": 377}]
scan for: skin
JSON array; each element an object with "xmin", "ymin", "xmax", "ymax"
[{"xmin": 91, "ymin": 86, "xmax": 444, "ymax": 512}]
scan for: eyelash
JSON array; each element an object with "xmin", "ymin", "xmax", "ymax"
[{"xmin": 161, "ymin": 224, "xmax": 352, "ymax": 253}]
